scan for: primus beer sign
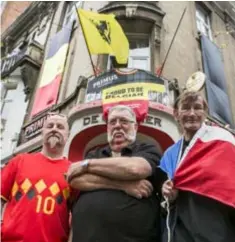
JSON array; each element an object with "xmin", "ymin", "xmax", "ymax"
[{"xmin": 85, "ymin": 69, "xmax": 168, "ymax": 121}]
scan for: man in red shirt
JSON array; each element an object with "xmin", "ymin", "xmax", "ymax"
[{"xmin": 1, "ymin": 113, "xmax": 73, "ymax": 242}]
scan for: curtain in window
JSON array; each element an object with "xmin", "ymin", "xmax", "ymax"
[{"xmin": 201, "ymin": 34, "xmax": 234, "ymax": 127}]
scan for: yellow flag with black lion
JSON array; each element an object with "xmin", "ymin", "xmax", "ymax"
[{"xmin": 77, "ymin": 9, "xmax": 129, "ymax": 64}]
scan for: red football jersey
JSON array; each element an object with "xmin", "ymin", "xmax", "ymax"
[{"xmin": 1, "ymin": 153, "xmax": 72, "ymax": 242}]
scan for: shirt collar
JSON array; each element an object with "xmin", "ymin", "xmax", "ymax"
[{"xmin": 102, "ymin": 141, "xmax": 137, "ymax": 156}]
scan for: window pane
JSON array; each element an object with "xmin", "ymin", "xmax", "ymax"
[
  {"xmin": 127, "ymin": 36, "xmax": 150, "ymax": 71},
  {"xmin": 195, "ymin": 5, "xmax": 212, "ymax": 40},
  {"xmin": 196, "ymin": 19, "xmax": 201, "ymax": 31},
  {"xmin": 129, "ymin": 58, "xmax": 149, "ymax": 70},
  {"xmin": 1, "ymin": 89, "xmax": 15, "ymax": 119},
  {"xmin": 129, "ymin": 38, "xmax": 149, "ymax": 49},
  {"xmin": 1, "ymin": 100, "xmax": 13, "ymax": 120},
  {"xmin": 62, "ymin": 1, "xmax": 82, "ymax": 26}
]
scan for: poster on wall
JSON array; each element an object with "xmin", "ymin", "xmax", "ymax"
[{"xmin": 85, "ymin": 68, "xmax": 167, "ymax": 121}]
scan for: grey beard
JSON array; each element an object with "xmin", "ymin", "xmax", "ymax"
[{"xmin": 47, "ymin": 136, "xmax": 60, "ymax": 149}]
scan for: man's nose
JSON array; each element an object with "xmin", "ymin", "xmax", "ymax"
[
  {"xmin": 113, "ymin": 119, "xmax": 121, "ymax": 127},
  {"xmin": 188, "ymin": 108, "xmax": 196, "ymax": 115},
  {"xmin": 51, "ymin": 125, "xmax": 58, "ymax": 131}
]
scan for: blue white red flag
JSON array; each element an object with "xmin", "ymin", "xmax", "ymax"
[{"xmin": 160, "ymin": 124, "xmax": 235, "ymax": 208}]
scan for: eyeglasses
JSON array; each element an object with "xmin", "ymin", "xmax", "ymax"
[{"xmin": 108, "ymin": 118, "xmax": 135, "ymax": 126}]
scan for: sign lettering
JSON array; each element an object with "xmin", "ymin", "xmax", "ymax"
[
  {"xmin": 82, "ymin": 114, "xmax": 162, "ymax": 128},
  {"xmin": 1, "ymin": 49, "xmax": 26, "ymax": 77},
  {"xmin": 24, "ymin": 115, "xmax": 49, "ymax": 139},
  {"xmin": 145, "ymin": 116, "xmax": 162, "ymax": 127},
  {"xmin": 83, "ymin": 115, "xmax": 100, "ymax": 126}
]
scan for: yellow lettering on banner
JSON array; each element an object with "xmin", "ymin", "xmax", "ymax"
[
  {"xmin": 102, "ymin": 83, "xmax": 165, "ymax": 104},
  {"xmin": 146, "ymin": 83, "xmax": 165, "ymax": 92}
]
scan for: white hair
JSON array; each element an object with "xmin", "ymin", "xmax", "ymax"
[{"xmin": 108, "ymin": 105, "xmax": 137, "ymax": 122}]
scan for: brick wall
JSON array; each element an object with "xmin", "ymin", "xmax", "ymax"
[{"xmin": 1, "ymin": 1, "xmax": 31, "ymax": 33}]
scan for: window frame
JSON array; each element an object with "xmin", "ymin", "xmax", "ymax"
[
  {"xmin": 62, "ymin": 1, "xmax": 83, "ymax": 27},
  {"xmin": 0, "ymin": 81, "xmax": 17, "ymax": 133},
  {"xmin": 195, "ymin": 4, "xmax": 213, "ymax": 40},
  {"xmin": 107, "ymin": 33, "xmax": 151, "ymax": 71}
]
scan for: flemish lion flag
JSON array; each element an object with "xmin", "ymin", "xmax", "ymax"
[{"xmin": 78, "ymin": 9, "xmax": 129, "ymax": 64}]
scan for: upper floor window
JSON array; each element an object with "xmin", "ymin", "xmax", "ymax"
[
  {"xmin": 0, "ymin": 77, "xmax": 29, "ymax": 158},
  {"xmin": 108, "ymin": 34, "xmax": 150, "ymax": 71},
  {"xmin": 1, "ymin": 81, "xmax": 17, "ymax": 133},
  {"xmin": 62, "ymin": 1, "xmax": 83, "ymax": 27},
  {"xmin": 128, "ymin": 35, "xmax": 150, "ymax": 71},
  {"xmin": 196, "ymin": 4, "xmax": 212, "ymax": 40}
]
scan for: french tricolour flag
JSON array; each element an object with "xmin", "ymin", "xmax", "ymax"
[{"xmin": 160, "ymin": 124, "xmax": 235, "ymax": 208}]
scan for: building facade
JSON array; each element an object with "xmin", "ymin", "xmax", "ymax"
[{"xmin": 1, "ymin": 1, "xmax": 235, "ymax": 164}]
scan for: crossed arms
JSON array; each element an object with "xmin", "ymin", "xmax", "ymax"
[{"xmin": 67, "ymin": 144, "xmax": 167, "ymax": 198}]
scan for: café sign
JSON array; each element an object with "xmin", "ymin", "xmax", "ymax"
[
  {"xmin": 82, "ymin": 114, "xmax": 162, "ymax": 128},
  {"xmin": 24, "ymin": 114, "xmax": 49, "ymax": 139},
  {"xmin": 1, "ymin": 49, "xmax": 26, "ymax": 77}
]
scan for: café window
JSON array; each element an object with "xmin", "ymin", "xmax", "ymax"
[{"xmin": 196, "ymin": 4, "xmax": 212, "ymax": 40}]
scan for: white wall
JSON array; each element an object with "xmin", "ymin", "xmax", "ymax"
[
  {"xmin": 33, "ymin": 15, "xmax": 53, "ymax": 46},
  {"xmin": 1, "ymin": 69, "xmax": 28, "ymax": 159}
]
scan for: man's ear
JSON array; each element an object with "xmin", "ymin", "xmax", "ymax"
[
  {"xmin": 173, "ymin": 109, "xmax": 179, "ymax": 121},
  {"xmin": 134, "ymin": 122, "xmax": 138, "ymax": 131}
]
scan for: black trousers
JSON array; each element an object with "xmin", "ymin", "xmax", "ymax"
[{"xmin": 162, "ymin": 192, "xmax": 235, "ymax": 242}]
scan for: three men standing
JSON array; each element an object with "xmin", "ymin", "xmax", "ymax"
[{"xmin": 2, "ymin": 93, "xmax": 234, "ymax": 242}]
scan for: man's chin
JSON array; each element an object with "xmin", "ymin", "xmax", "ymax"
[
  {"xmin": 113, "ymin": 137, "xmax": 125, "ymax": 142},
  {"xmin": 111, "ymin": 142, "xmax": 127, "ymax": 152},
  {"xmin": 46, "ymin": 137, "xmax": 61, "ymax": 149},
  {"xmin": 185, "ymin": 124, "xmax": 201, "ymax": 131}
]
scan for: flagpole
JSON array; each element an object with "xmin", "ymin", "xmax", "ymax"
[
  {"xmin": 159, "ymin": 7, "xmax": 187, "ymax": 77},
  {"xmin": 74, "ymin": 5, "xmax": 97, "ymax": 77}
]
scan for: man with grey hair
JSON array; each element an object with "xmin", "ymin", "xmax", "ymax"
[{"xmin": 67, "ymin": 105, "xmax": 167, "ymax": 242}]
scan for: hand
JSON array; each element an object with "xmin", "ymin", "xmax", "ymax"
[
  {"xmin": 162, "ymin": 180, "xmax": 178, "ymax": 201},
  {"xmin": 66, "ymin": 161, "xmax": 88, "ymax": 183},
  {"xmin": 123, "ymin": 179, "xmax": 153, "ymax": 199}
]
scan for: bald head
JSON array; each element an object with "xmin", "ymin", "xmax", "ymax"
[{"xmin": 42, "ymin": 113, "xmax": 69, "ymax": 150}]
